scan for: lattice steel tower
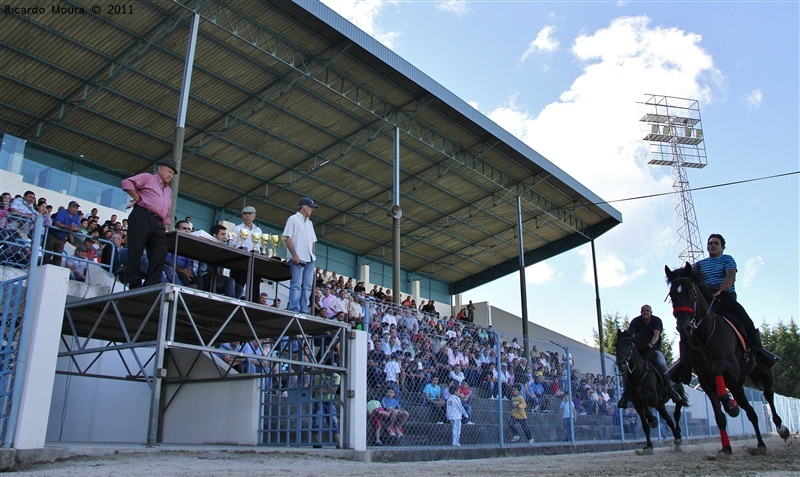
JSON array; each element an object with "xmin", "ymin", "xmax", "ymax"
[{"xmin": 638, "ymin": 94, "xmax": 708, "ymax": 264}]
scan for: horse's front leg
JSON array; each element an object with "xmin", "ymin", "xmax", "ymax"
[
  {"xmin": 634, "ymin": 402, "xmax": 654, "ymax": 455},
  {"xmin": 707, "ymin": 374, "xmax": 733, "ymax": 455},
  {"xmin": 655, "ymin": 403, "xmax": 682, "ymax": 448},
  {"xmin": 711, "ymin": 363, "xmax": 740, "ymax": 418}
]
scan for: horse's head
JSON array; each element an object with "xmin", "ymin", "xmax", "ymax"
[
  {"xmin": 615, "ymin": 328, "xmax": 636, "ymax": 375},
  {"xmin": 665, "ymin": 263, "xmax": 701, "ymax": 337}
]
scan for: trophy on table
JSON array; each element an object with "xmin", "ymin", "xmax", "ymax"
[
  {"xmin": 250, "ymin": 231, "xmax": 261, "ymax": 254},
  {"xmin": 238, "ymin": 228, "xmax": 249, "ymax": 250},
  {"xmin": 261, "ymin": 233, "xmax": 272, "ymax": 256},
  {"xmin": 270, "ymin": 234, "xmax": 281, "ymax": 259},
  {"xmin": 228, "ymin": 230, "xmax": 237, "ymax": 246}
]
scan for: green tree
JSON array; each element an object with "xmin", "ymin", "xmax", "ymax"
[
  {"xmin": 761, "ymin": 318, "xmax": 800, "ymax": 398},
  {"xmin": 593, "ymin": 311, "xmax": 630, "ymax": 355}
]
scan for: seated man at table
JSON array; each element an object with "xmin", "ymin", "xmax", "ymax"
[
  {"xmin": 164, "ymin": 220, "xmax": 197, "ymax": 287},
  {"xmin": 195, "ymin": 224, "xmax": 241, "ymax": 299}
]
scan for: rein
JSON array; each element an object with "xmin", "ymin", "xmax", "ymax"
[
  {"xmin": 618, "ymin": 341, "xmax": 651, "ymax": 392},
  {"xmin": 669, "ymin": 276, "xmax": 717, "ymax": 352}
]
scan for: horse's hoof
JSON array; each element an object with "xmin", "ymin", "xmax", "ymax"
[
  {"xmin": 635, "ymin": 447, "xmax": 654, "ymax": 455},
  {"xmin": 721, "ymin": 395, "xmax": 740, "ymax": 417},
  {"xmin": 778, "ymin": 425, "xmax": 790, "ymax": 440},
  {"xmin": 673, "ymin": 438, "xmax": 682, "ymax": 447},
  {"xmin": 746, "ymin": 446, "xmax": 767, "ymax": 456}
]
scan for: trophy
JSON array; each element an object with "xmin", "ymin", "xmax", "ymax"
[
  {"xmin": 228, "ymin": 230, "xmax": 237, "ymax": 245},
  {"xmin": 270, "ymin": 234, "xmax": 281, "ymax": 259},
  {"xmin": 261, "ymin": 234, "xmax": 272, "ymax": 256},
  {"xmin": 238, "ymin": 228, "xmax": 249, "ymax": 250},
  {"xmin": 250, "ymin": 231, "xmax": 261, "ymax": 254}
]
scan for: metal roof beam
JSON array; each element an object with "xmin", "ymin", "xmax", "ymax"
[
  {"xmin": 170, "ymin": 0, "xmax": 592, "ymax": 238},
  {"xmin": 19, "ymin": 1, "xmax": 188, "ymax": 141}
]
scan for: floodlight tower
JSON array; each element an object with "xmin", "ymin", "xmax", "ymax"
[{"xmin": 638, "ymin": 94, "xmax": 708, "ymax": 265}]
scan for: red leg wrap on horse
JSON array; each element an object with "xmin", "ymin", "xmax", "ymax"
[
  {"xmin": 715, "ymin": 375, "xmax": 727, "ymax": 396},
  {"xmin": 720, "ymin": 429, "xmax": 730, "ymax": 448}
]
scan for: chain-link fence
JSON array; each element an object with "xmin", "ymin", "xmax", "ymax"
[
  {"xmin": 356, "ymin": 294, "xmax": 799, "ymax": 448},
  {"xmin": 0, "ymin": 213, "xmax": 43, "ymax": 446},
  {"xmin": 251, "ymin": 333, "xmax": 348, "ymax": 448}
]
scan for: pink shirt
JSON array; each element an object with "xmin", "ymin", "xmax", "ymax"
[{"xmin": 121, "ymin": 172, "xmax": 172, "ymax": 226}]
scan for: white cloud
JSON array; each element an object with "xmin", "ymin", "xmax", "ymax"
[
  {"xmin": 578, "ymin": 249, "xmax": 647, "ymax": 288},
  {"xmin": 485, "ymin": 15, "xmax": 722, "ymax": 287},
  {"xmin": 744, "ymin": 88, "xmax": 763, "ymax": 111},
  {"xmin": 740, "ymin": 255, "xmax": 764, "ymax": 287},
  {"xmin": 520, "ymin": 25, "xmax": 559, "ymax": 65},
  {"xmin": 321, "ymin": 0, "xmax": 400, "ymax": 48},
  {"xmin": 525, "ymin": 262, "xmax": 557, "ymax": 285},
  {"xmin": 437, "ymin": 0, "xmax": 470, "ymax": 16}
]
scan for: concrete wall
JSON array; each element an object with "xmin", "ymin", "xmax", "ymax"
[{"xmin": 161, "ymin": 349, "xmax": 260, "ymax": 445}]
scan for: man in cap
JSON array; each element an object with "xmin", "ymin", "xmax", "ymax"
[
  {"xmin": 121, "ymin": 158, "xmax": 177, "ymax": 288},
  {"xmin": 229, "ymin": 205, "xmax": 263, "ymax": 301},
  {"xmin": 282, "ymin": 197, "xmax": 318, "ymax": 313},
  {"xmin": 44, "ymin": 199, "xmax": 81, "ymax": 266},
  {"xmin": 65, "ymin": 244, "xmax": 88, "ymax": 282}
]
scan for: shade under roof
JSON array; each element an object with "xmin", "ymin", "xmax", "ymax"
[{"xmin": 0, "ymin": 0, "xmax": 621, "ymax": 295}]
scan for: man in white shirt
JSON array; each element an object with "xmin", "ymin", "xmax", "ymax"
[
  {"xmin": 229, "ymin": 206, "xmax": 263, "ymax": 302},
  {"xmin": 283, "ymin": 197, "xmax": 318, "ymax": 312}
]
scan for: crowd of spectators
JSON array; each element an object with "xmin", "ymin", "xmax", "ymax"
[
  {"xmin": 1, "ymin": 191, "xmax": 129, "ymax": 274},
  {"xmin": 3, "ymin": 191, "xmax": 623, "ymax": 445}
]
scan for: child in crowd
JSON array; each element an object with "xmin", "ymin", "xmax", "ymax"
[
  {"xmin": 380, "ymin": 387, "xmax": 409, "ymax": 438},
  {"xmin": 446, "ymin": 384, "xmax": 469, "ymax": 446},
  {"xmin": 560, "ymin": 392, "xmax": 576, "ymax": 442},
  {"xmin": 367, "ymin": 399, "xmax": 391, "ymax": 446},
  {"xmin": 508, "ymin": 384, "xmax": 535, "ymax": 445}
]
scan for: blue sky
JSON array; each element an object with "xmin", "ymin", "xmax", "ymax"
[{"xmin": 322, "ymin": 0, "xmax": 800, "ymax": 346}]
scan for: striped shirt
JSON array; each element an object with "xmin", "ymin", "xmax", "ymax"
[{"xmin": 696, "ymin": 254, "xmax": 737, "ymax": 298}]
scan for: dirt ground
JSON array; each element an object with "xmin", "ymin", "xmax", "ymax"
[{"xmin": 11, "ymin": 435, "xmax": 799, "ymax": 477}]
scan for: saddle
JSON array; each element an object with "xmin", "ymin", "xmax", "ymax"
[{"xmin": 719, "ymin": 315, "xmax": 748, "ymax": 351}]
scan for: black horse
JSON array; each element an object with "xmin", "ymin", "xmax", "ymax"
[
  {"xmin": 615, "ymin": 328, "xmax": 685, "ymax": 455},
  {"xmin": 665, "ymin": 263, "xmax": 790, "ymax": 455}
]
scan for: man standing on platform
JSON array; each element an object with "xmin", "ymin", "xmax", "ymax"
[
  {"xmin": 121, "ymin": 159, "xmax": 177, "ymax": 289},
  {"xmin": 283, "ymin": 197, "xmax": 318, "ymax": 313},
  {"xmin": 229, "ymin": 205, "xmax": 263, "ymax": 301},
  {"xmin": 44, "ymin": 200, "xmax": 81, "ymax": 266}
]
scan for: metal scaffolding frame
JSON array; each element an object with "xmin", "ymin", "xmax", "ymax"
[{"xmin": 59, "ymin": 283, "xmax": 348, "ymax": 446}]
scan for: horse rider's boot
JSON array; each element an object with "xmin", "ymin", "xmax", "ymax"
[
  {"xmin": 667, "ymin": 359, "xmax": 691, "ymax": 385},
  {"xmin": 751, "ymin": 330, "xmax": 781, "ymax": 369},
  {"xmin": 668, "ymin": 380, "xmax": 684, "ymax": 404}
]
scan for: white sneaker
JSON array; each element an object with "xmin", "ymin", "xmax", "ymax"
[
  {"xmin": 435, "ymin": 421, "xmax": 444, "ymax": 425},
  {"xmin": 466, "ymin": 421, "xmax": 475, "ymax": 425},
  {"xmin": 453, "ymin": 443, "xmax": 461, "ymax": 446},
  {"xmin": 489, "ymin": 396, "xmax": 497, "ymax": 400},
  {"xmin": 511, "ymin": 435, "xmax": 520, "ymax": 442},
  {"xmin": 528, "ymin": 438, "xmax": 535, "ymax": 445},
  {"xmin": 502, "ymin": 396, "xmax": 509, "ymax": 401}
]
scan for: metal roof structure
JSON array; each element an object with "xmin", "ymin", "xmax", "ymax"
[{"xmin": 0, "ymin": 0, "xmax": 621, "ymax": 294}]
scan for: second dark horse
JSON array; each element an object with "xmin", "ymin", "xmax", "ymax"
[{"xmin": 616, "ymin": 328, "xmax": 686, "ymax": 455}]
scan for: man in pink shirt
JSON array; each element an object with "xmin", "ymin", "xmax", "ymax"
[{"xmin": 121, "ymin": 159, "xmax": 177, "ymax": 288}]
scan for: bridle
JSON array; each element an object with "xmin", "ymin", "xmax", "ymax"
[
  {"xmin": 616, "ymin": 336, "xmax": 650, "ymax": 390},
  {"xmin": 669, "ymin": 276, "xmax": 717, "ymax": 350}
]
